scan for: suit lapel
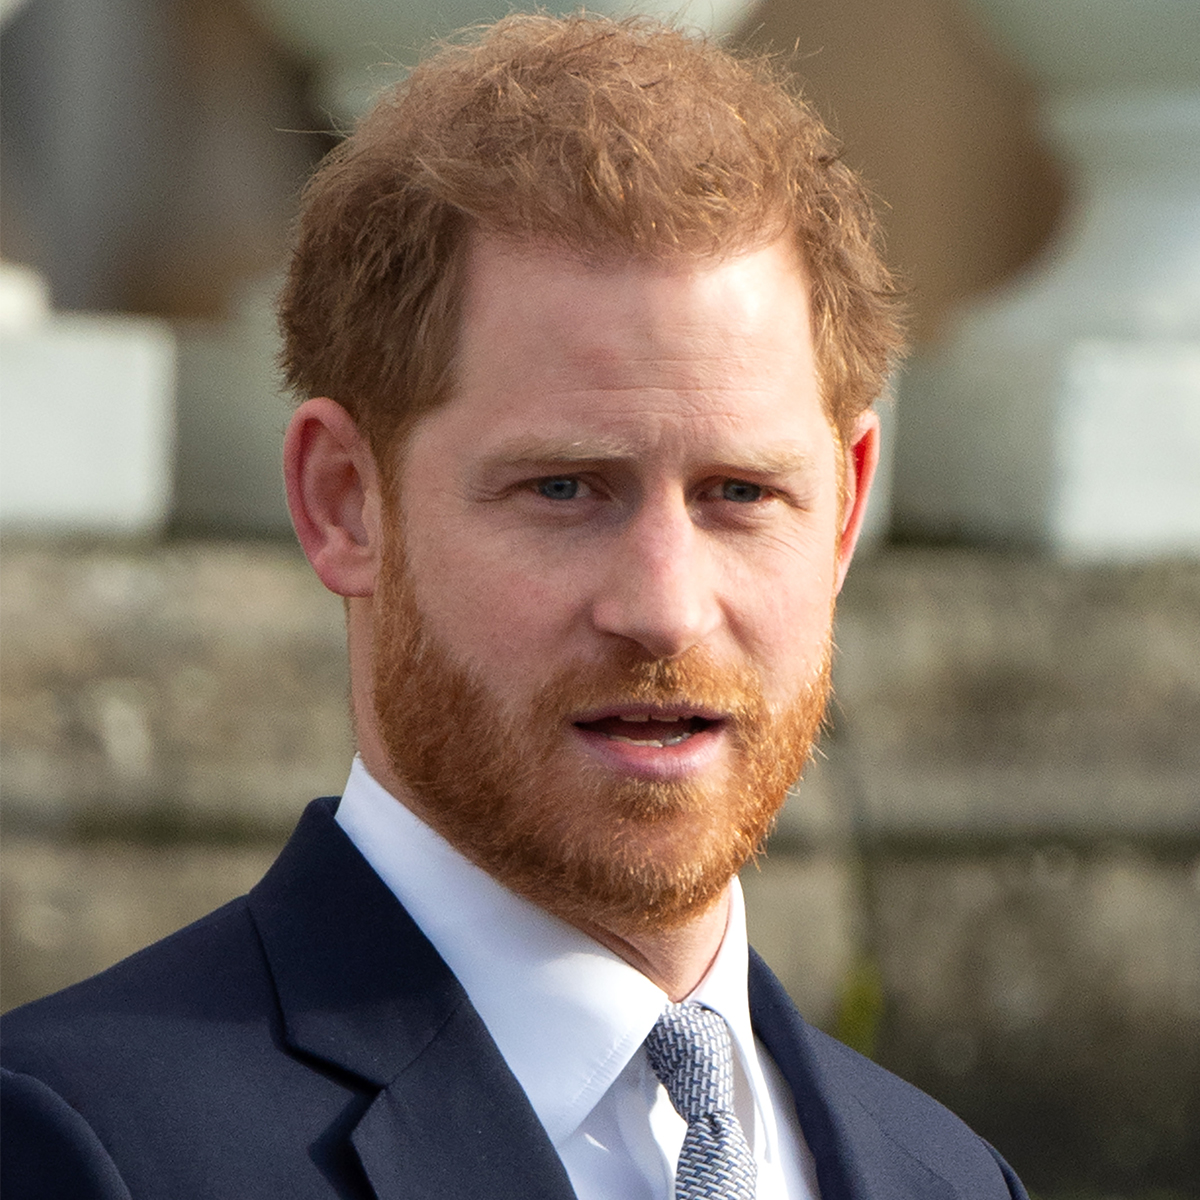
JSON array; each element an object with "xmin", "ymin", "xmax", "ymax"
[
  {"xmin": 352, "ymin": 1001, "xmax": 578, "ymax": 1200},
  {"xmin": 748, "ymin": 949, "xmax": 957, "ymax": 1200},
  {"xmin": 248, "ymin": 799, "xmax": 576, "ymax": 1200}
]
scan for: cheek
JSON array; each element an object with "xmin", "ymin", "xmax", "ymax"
[
  {"xmin": 754, "ymin": 594, "xmax": 833, "ymax": 696},
  {"xmin": 730, "ymin": 549, "xmax": 837, "ymax": 699},
  {"xmin": 406, "ymin": 540, "xmax": 581, "ymax": 689}
]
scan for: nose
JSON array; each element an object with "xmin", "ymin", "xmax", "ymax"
[{"xmin": 590, "ymin": 495, "xmax": 722, "ymax": 659}]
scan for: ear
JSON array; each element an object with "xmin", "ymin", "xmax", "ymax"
[
  {"xmin": 283, "ymin": 397, "xmax": 382, "ymax": 597},
  {"xmin": 834, "ymin": 408, "xmax": 881, "ymax": 594}
]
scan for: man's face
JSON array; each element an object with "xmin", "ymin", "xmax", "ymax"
[{"xmin": 371, "ymin": 235, "xmax": 857, "ymax": 937}]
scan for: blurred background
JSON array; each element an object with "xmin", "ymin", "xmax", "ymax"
[{"xmin": 1, "ymin": 0, "xmax": 1197, "ymax": 1196}]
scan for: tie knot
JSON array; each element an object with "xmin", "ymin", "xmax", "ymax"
[{"xmin": 644, "ymin": 1002, "xmax": 737, "ymax": 1123}]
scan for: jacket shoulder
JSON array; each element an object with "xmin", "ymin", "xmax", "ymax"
[
  {"xmin": 749, "ymin": 948, "xmax": 1028, "ymax": 1199},
  {"xmin": 807, "ymin": 1023, "xmax": 1025, "ymax": 1192},
  {"xmin": 1, "ymin": 894, "xmax": 270, "ymax": 1085},
  {"xmin": 0, "ymin": 805, "xmax": 389, "ymax": 1199},
  {"xmin": 2, "ymin": 1066, "xmax": 133, "ymax": 1200}
]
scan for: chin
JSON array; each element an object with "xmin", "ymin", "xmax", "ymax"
[{"xmin": 450, "ymin": 770, "xmax": 785, "ymax": 937}]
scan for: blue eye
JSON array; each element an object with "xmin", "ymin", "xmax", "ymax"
[
  {"xmin": 722, "ymin": 480, "xmax": 765, "ymax": 503},
  {"xmin": 536, "ymin": 477, "xmax": 580, "ymax": 500}
]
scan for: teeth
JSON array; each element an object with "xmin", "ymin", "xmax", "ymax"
[{"xmin": 606, "ymin": 731, "xmax": 692, "ymax": 747}]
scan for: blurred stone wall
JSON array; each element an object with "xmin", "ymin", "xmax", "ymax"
[{"xmin": 2, "ymin": 540, "xmax": 1196, "ymax": 1197}]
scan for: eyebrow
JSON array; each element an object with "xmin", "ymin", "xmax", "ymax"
[{"xmin": 479, "ymin": 436, "xmax": 819, "ymax": 476}]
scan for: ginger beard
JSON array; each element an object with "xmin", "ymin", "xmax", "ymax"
[{"xmin": 371, "ymin": 517, "xmax": 834, "ymax": 938}]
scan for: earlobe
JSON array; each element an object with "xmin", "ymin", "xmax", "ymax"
[
  {"xmin": 283, "ymin": 397, "xmax": 382, "ymax": 598},
  {"xmin": 834, "ymin": 408, "xmax": 881, "ymax": 594}
]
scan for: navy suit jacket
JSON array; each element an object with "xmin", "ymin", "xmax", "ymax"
[{"xmin": 2, "ymin": 798, "xmax": 1028, "ymax": 1199}]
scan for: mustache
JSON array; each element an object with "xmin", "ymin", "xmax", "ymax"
[{"xmin": 528, "ymin": 645, "xmax": 771, "ymax": 728}]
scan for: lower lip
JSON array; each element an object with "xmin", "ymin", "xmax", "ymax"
[{"xmin": 570, "ymin": 723, "xmax": 728, "ymax": 781}]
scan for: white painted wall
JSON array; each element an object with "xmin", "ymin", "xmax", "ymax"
[{"xmin": 0, "ymin": 314, "xmax": 175, "ymax": 534}]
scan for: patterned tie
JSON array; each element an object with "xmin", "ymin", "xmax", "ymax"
[{"xmin": 644, "ymin": 1002, "xmax": 757, "ymax": 1200}]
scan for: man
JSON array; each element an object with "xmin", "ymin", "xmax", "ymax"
[{"xmin": 2, "ymin": 14, "xmax": 1028, "ymax": 1199}]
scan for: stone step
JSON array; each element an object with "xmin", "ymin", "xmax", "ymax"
[{"xmin": 2, "ymin": 541, "xmax": 1196, "ymax": 841}]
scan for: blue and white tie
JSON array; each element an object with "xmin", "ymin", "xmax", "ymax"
[{"xmin": 645, "ymin": 1002, "xmax": 757, "ymax": 1200}]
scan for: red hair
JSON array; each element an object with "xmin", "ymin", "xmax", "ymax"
[{"xmin": 279, "ymin": 13, "xmax": 903, "ymax": 457}]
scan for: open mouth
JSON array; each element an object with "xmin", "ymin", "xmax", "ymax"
[{"xmin": 573, "ymin": 711, "xmax": 720, "ymax": 748}]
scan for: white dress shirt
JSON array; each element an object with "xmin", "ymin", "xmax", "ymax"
[{"xmin": 335, "ymin": 757, "xmax": 820, "ymax": 1200}]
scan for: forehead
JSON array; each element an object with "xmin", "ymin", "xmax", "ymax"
[
  {"xmin": 475, "ymin": 231, "xmax": 806, "ymax": 381},
  {"xmin": 458, "ymin": 232, "xmax": 810, "ymax": 355},
  {"xmin": 398, "ymin": 231, "xmax": 830, "ymax": 475}
]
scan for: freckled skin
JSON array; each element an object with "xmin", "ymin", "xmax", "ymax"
[
  {"xmin": 350, "ymin": 234, "xmax": 878, "ymax": 997},
  {"xmin": 395, "ymin": 238, "xmax": 845, "ymax": 716}
]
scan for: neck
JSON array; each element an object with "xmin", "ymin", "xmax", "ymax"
[
  {"xmin": 363, "ymin": 741, "xmax": 736, "ymax": 1000},
  {"xmin": 575, "ymin": 891, "xmax": 732, "ymax": 1002}
]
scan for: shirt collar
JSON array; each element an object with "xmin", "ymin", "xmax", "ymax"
[{"xmin": 335, "ymin": 757, "xmax": 755, "ymax": 1146}]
